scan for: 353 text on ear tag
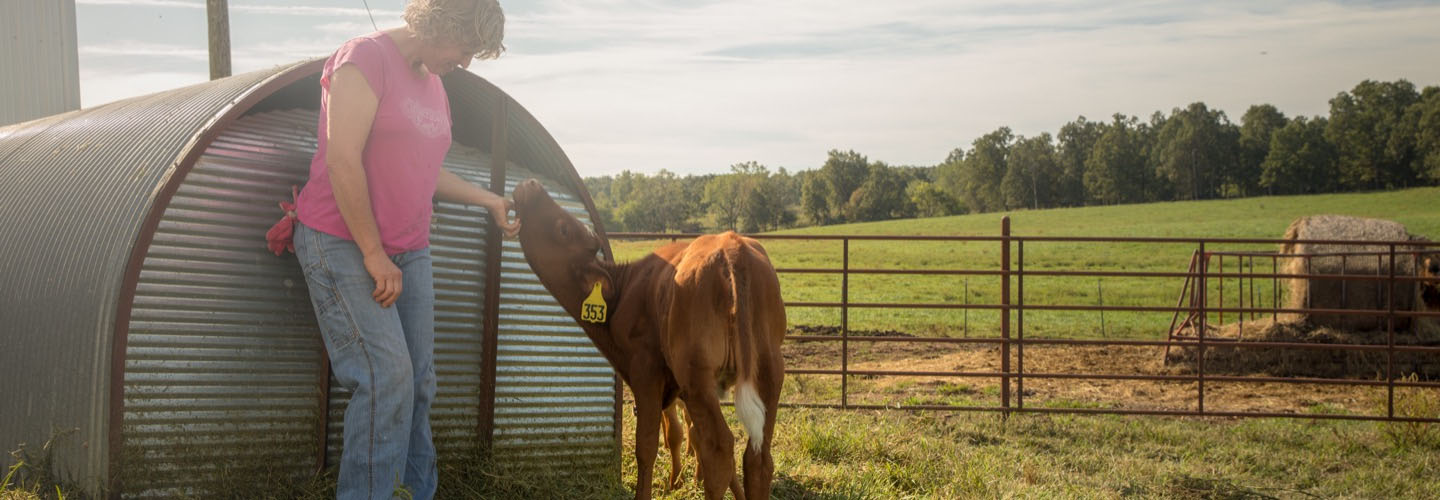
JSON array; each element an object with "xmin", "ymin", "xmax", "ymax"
[{"xmin": 581, "ymin": 282, "xmax": 607, "ymax": 323}]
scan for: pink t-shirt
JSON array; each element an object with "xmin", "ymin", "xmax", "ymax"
[{"xmin": 297, "ymin": 32, "xmax": 452, "ymax": 255}]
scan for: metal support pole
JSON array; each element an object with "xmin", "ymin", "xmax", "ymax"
[
  {"xmin": 1387, "ymin": 244, "xmax": 1396, "ymax": 418},
  {"xmin": 841, "ymin": 238, "xmax": 850, "ymax": 409},
  {"xmin": 1098, "ymin": 278, "xmax": 1106, "ymax": 338},
  {"xmin": 1238, "ymin": 255, "xmax": 1244, "ymax": 334},
  {"xmin": 315, "ymin": 352, "xmax": 330, "ymax": 475},
  {"xmin": 1198, "ymin": 242, "xmax": 1207, "ymax": 414},
  {"xmin": 1017, "ymin": 240, "xmax": 1025, "ymax": 410},
  {"xmin": 1000, "ymin": 217, "xmax": 1011, "ymax": 418},
  {"xmin": 1341, "ymin": 255, "xmax": 1348, "ymax": 309},
  {"xmin": 1305, "ymin": 256, "xmax": 1313, "ymax": 311},
  {"xmin": 477, "ymin": 99, "xmax": 509, "ymax": 448},
  {"xmin": 1249, "ymin": 255, "xmax": 1256, "ymax": 321},
  {"xmin": 963, "ymin": 278, "xmax": 970, "ymax": 338},
  {"xmin": 1272, "ymin": 255, "xmax": 1278, "ymax": 323}
]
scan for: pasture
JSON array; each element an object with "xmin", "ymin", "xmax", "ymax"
[
  {"xmin": 6, "ymin": 188, "xmax": 1439, "ymax": 499},
  {"xmin": 603, "ymin": 186, "xmax": 1440, "ymax": 498},
  {"xmin": 7, "ymin": 402, "xmax": 1439, "ymax": 499},
  {"xmin": 611, "ymin": 186, "xmax": 1440, "ymax": 341}
]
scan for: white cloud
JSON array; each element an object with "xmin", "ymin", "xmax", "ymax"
[
  {"xmin": 73, "ymin": 0, "xmax": 1440, "ymax": 177},
  {"xmin": 75, "ymin": 0, "xmax": 401, "ymax": 17},
  {"xmin": 231, "ymin": 5, "xmax": 401, "ymax": 18},
  {"xmin": 488, "ymin": 0, "xmax": 1440, "ymax": 176},
  {"xmin": 80, "ymin": 42, "xmax": 208, "ymax": 61},
  {"xmin": 315, "ymin": 21, "xmax": 388, "ymax": 36},
  {"xmin": 76, "ymin": 0, "xmax": 203, "ymax": 7},
  {"xmin": 78, "ymin": 68, "xmax": 209, "ymax": 105}
]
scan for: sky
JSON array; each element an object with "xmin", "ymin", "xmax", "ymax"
[{"xmin": 73, "ymin": 0, "xmax": 1440, "ymax": 178}]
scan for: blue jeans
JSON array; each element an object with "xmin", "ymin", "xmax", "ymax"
[{"xmin": 294, "ymin": 222, "xmax": 438, "ymax": 500}]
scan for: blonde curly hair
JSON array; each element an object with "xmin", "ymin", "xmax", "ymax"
[{"xmin": 403, "ymin": 0, "xmax": 506, "ymax": 60}]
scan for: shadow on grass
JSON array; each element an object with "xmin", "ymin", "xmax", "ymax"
[
  {"xmin": 1163, "ymin": 474, "xmax": 1281, "ymax": 500},
  {"xmin": 771, "ymin": 472, "xmax": 868, "ymax": 500}
]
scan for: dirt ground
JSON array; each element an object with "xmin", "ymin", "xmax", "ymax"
[{"xmin": 782, "ymin": 326, "xmax": 1415, "ymax": 416}]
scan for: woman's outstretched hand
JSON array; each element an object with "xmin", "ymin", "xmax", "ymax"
[{"xmin": 493, "ymin": 197, "xmax": 521, "ymax": 238}]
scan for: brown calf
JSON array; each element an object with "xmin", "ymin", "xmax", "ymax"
[{"xmin": 513, "ymin": 179, "xmax": 786, "ymax": 500}]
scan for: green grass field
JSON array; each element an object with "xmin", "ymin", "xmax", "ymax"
[
  {"xmin": 610, "ymin": 187, "xmax": 1440, "ymax": 341},
  {"xmin": 7, "ymin": 402, "xmax": 1440, "ymax": 499},
  {"xmin": 7, "ymin": 188, "xmax": 1439, "ymax": 499},
  {"xmin": 624, "ymin": 404, "xmax": 1440, "ymax": 500}
]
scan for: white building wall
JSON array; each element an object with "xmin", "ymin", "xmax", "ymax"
[{"xmin": 2, "ymin": 0, "xmax": 80, "ymax": 126}]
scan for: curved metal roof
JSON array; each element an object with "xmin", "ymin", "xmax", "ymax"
[{"xmin": 0, "ymin": 58, "xmax": 610, "ymax": 495}]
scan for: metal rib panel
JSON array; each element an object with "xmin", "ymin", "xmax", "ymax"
[
  {"xmin": 489, "ymin": 166, "xmax": 619, "ymax": 472},
  {"xmin": 121, "ymin": 108, "xmax": 321, "ymax": 498},
  {"xmin": 0, "ymin": 0, "xmax": 79, "ymax": 126},
  {"xmin": 0, "ymin": 61, "xmax": 310, "ymax": 493}
]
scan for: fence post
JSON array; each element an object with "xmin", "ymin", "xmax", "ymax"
[
  {"xmin": 1001, "ymin": 217, "xmax": 1011, "ymax": 418},
  {"xmin": 1387, "ymin": 244, "xmax": 1396, "ymax": 418},
  {"xmin": 1238, "ymin": 255, "xmax": 1244, "ymax": 333},
  {"xmin": 1272, "ymin": 255, "xmax": 1278, "ymax": 323},
  {"xmin": 1098, "ymin": 278, "xmax": 1106, "ymax": 338},
  {"xmin": 842, "ymin": 238, "xmax": 850, "ymax": 410},
  {"xmin": 1198, "ymin": 242, "xmax": 1207, "ymax": 414},
  {"xmin": 1249, "ymin": 255, "xmax": 1256, "ymax": 321},
  {"xmin": 1017, "ymin": 239, "xmax": 1025, "ymax": 411}
]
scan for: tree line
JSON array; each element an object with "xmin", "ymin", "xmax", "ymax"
[{"xmin": 583, "ymin": 79, "xmax": 1440, "ymax": 233}]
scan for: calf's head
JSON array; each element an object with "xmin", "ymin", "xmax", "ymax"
[
  {"xmin": 513, "ymin": 178, "xmax": 613, "ymax": 312},
  {"xmin": 1421, "ymin": 253, "xmax": 1440, "ymax": 309}
]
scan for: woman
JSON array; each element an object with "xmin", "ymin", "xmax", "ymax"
[{"xmin": 288, "ymin": 1, "xmax": 515, "ymax": 498}]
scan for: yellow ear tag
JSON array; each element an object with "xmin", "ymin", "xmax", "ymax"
[{"xmin": 581, "ymin": 282, "xmax": 607, "ymax": 323}]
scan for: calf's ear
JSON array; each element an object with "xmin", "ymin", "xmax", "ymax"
[{"xmin": 578, "ymin": 260, "xmax": 615, "ymax": 301}]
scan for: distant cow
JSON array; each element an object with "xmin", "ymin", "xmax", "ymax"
[
  {"xmin": 1422, "ymin": 253, "xmax": 1439, "ymax": 309},
  {"xmin": 513, "ymin": 179, "xmax": 787, "ymax": 500}
]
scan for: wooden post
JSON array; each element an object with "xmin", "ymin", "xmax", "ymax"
[{"xmin": 207, "ymin": 0, "xmax": 231, "ymax": 80}]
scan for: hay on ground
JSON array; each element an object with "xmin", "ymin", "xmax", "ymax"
[{"xmin": 1166, "ymin": 318, "xmax": 1440, "ymax": 378}]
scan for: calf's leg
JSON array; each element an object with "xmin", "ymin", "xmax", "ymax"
[
  {"xmin": 630, "ymin": 378, "xmax": 665, "ymax": 500},
  {"xmin": 660, "ymin": 404, "xmax": 685, "ymax": 490},
  {"xmin": 680, "ymin": 385, "xmax": 741, "ymax": 500},
  {"xmin": 743, "ymin": 355, "xmax": 783, "ymax": 499}
]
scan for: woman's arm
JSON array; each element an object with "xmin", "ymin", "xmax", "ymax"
[
  {"xmin": 325, "ymin": 63, "xmax": 405, "ymax": 308},
  {"xmin": 436, "ymin": 169, "xmax": 521, "ymax": 237}
]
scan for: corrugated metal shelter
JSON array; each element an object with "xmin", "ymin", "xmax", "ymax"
[
  {"xmin": 1, "ymin": 0, "xmax": 80, "ymax": 126},
  {"xmin": 0, "ymin": 59, "xmax": 620, "ymax": 497}
]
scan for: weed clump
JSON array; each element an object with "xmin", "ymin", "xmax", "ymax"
[
  {"xmin": 1376, "ymin": 373, "xmax": 1440, "ymax": 450},
  {"xmin": 3, "ymin": 429, "xmax": 86, "ymax": 500}
]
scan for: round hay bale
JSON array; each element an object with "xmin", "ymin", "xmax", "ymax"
[{"xmin": 1279, "ymin": 215, "xmax": 1422, "ymax": 331}]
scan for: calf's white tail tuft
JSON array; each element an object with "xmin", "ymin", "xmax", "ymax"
[{"xmin": 734, "ymin": 382, "xmax": 766, "ymax": 452}]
